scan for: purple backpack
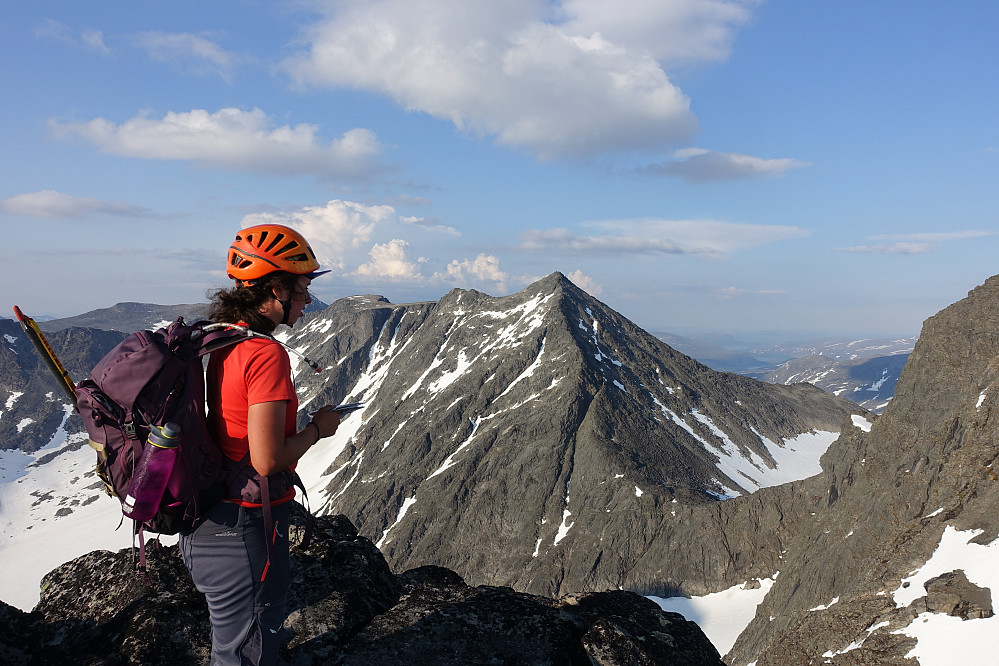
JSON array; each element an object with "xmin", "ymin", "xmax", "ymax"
[{"xmin": 76, "ymin": 318, "xmax": 248, "ymax": 535}]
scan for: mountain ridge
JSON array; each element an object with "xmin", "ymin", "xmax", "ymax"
[
  {"xmin": 282, "ymin": 271, "xmax": 862, "ymax": 597},
  {"xmin": 760, "ymin": 352, "xmax": 908, "ymax": 413}
]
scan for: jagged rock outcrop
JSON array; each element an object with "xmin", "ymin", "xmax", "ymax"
[
  {"xmin": 0, "ymin": 508, "xmax": 723, "ymax": 665},
  {"xmin": 922, "ymin": 570, "xmax": 992, "ymax": 620},
  {"xmin": 286, "ymin": 273, "xmax": 861, "ymax": 597},
  {"xmin": 726, "ymin": 276, "xmax": 999, "ymax": 665}
]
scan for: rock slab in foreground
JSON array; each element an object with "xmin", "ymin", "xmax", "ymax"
[{"xmin": 1, "ymin": 510, "xmax": 722, "ymax": 665}]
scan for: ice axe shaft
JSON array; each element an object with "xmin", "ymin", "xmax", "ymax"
[{"xmin": 12, "ymin": 305, "xmax": 78, "ymax": 406}]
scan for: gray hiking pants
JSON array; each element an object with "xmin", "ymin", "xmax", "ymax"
[{"xmin": 180, "ymin": 501, "xmax": 291, "ymax": 666}]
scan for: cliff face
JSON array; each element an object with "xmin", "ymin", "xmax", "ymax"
[
  {"xmin": 0, "ymin": 508, "xmax": 724, "ymax": 665},
  {"xmin": 727, "ymin": 276, "xmax": 999, "ymax": 665}
]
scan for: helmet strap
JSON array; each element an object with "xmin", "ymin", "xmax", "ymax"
[{"xmin": 280, "ymin": 298, "xmax": 293, "ymax": 326}]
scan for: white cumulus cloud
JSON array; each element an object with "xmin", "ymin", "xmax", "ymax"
[
  {"xmin": 565, "ymin": 270, "xmax": 603, "ymax": 296},
  {"xmin": 278, "ymin": 0, "xmax": 761, "ymax": 159},
  {"xmin": 437, "ymin": 254, "xmax": 509, "ymax": 289},
  {"xmin": 354, "ymin": 239, "xmax": 424, "ymax": 280},
  {"xmin": 554, "ymin": 0, "xmax": 757, "ymax": 65},
  {"xmin": 50, "ymin": 108, "xmax": 383, "ymax": 181},
  {"xmin": 241, "ymin": 199, "xmax": 396, "ymax": 271}
]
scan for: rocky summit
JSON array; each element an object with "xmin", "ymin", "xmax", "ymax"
[
  {"xmin": 0, "ymin": 507, "xmax": 723, "ymax": 666},
  {"xmin": 283, "ymin": 272, "xmax": 861, "ymax": 597}
]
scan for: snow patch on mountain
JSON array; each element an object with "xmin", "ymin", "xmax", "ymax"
[
  {"xmin": 808, "ymin": 596, "xmax": 840, "ymax": 611},
  {"xmin": 650, "ymin": 395, "xmax": 839, "ymax": 496},
  {"xmin": 851, "ymin": 414, "xmax": 872, "ymax": 432},
  {"xmin": 553, "ymin": 508, "xmax": 574, "ymax": 546},
  {"xmin": 5, "ymin": 391, "xmax": 23, "ymax": 411},
  {"xmin": 429, "ymin": 417, "xmax": 481, "ymax": 479},
  {"xmin": 651, "ymin": 576, "xmax": 777, "ymax": 655},
  {"xmin": 376, "ymin": 495, "xmax": 416, "ymax": 548}
]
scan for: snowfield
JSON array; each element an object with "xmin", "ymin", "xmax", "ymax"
[
  {"xmin": 650, "ymin": 577, "xmax": 776, "ymax": 656},
  {"xmin": 0, "ymin": 402, "xmax": 166, "ymax": 611}
]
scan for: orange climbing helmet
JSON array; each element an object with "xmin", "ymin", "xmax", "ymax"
[{"xmin": 227, "ymin": 223, "xmax": 329, "ymax": 286}]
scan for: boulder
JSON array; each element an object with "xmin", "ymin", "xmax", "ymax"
[{"xmin": 924, "ymin": 569, "xmax": 993, "ymax": 620}]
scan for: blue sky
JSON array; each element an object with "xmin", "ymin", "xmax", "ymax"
[{"xmin": 2, "ymin": 0, "xmax": 996, "ymax": 339}]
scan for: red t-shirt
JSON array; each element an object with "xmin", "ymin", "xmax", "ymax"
[{"xmin": 207, "ymin": 336, "xmax": 298, "ymax": 505}]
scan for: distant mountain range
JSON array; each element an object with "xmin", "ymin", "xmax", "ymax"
[
  {"xmin": 25, "ymin": 297, "xmax": 329, "ymax": 334},
  {"xmin": 756, "ymin": 353, "xmax": 909, "ymax": 413},
  {"xmin": 658, "ymin": 332, "xmax": 915, "ymax": 413}
]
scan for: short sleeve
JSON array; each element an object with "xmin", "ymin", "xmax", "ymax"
[{"xmin": 243, "ymin": 341, "xmax": 296, "ymax": 406}]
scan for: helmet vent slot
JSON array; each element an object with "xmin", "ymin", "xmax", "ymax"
[
  {"xmin": 265, "ymin": 232, "xmax": 286, "ymax": 252},
  {"xmin": 275, "ymin": 240, "xmax": 300, "ymax": 257}
]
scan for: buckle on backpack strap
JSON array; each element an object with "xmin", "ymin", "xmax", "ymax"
[{"xmin": 124, "ymin": 421, "xmax": 137, "ymax": 439}]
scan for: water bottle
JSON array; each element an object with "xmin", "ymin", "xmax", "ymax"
[{"xmin": 122, "ymin": 422, "xmax": 180, "ymax": 522}]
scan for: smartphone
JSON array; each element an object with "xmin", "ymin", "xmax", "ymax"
[{"xmin": 310, "ymin": 402, "xmax": 365, "ymax": 416}]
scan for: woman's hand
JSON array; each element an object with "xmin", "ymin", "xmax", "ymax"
[{"xmin": 309, "ymin": 406, "xmax": 342, "ymax": 440}]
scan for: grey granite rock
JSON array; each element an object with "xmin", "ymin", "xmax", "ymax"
[{"xmin": 4, "ymin": 509, "xmax": 722, "ymax": 665}]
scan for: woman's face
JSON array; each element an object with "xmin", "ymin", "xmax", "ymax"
[
  {"xmin": 262, "ymin": 275, "xmax": 313, "ymax": 326},
  {"xmin": 286, "ymin": 276, "xmax": 313, "ymax": 324}
]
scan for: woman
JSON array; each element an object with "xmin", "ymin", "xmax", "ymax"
[{"xmin": 180, "ymin": 223, "xmax": 342, "ymax": 665}]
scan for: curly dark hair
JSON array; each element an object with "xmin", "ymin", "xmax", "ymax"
[{"xmin": 206, "ymin": 272, "xmax": 300, "ymax": 334}]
